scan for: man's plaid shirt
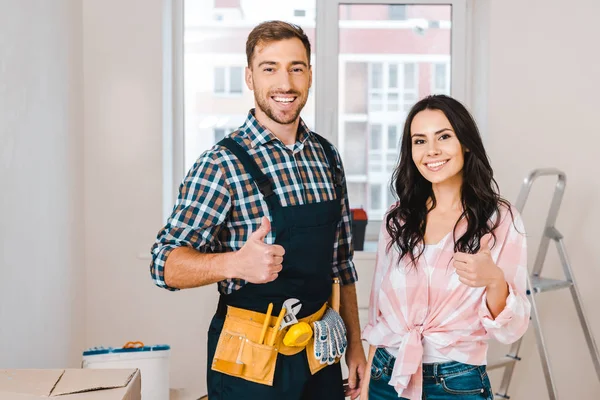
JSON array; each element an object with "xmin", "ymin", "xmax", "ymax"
[{"xmin": 150, "ymin": 109, "xmax": 358, "ymax": 294}]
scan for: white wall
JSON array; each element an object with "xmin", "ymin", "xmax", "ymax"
[
  {"xmin": 485, "ymin": 0, "xmax": 600, "ymax": 398},
  {"xmin": 82, "ymin": 0, "xmax": 215, "ymax": 397},
  {"xmin": 0, "ymin": 0, "xmax": 85, "ymax": 368}
]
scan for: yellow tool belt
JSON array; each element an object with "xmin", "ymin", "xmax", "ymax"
[{"xmin": 211, "ymin": 303, "xmax": 337, "ymax": 386}]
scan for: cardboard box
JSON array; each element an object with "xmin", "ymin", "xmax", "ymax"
[{"xmin": 0, "ymin": 368, "xmax": 141, "ymax": 400}]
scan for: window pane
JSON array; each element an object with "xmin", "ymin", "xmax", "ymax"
[
  {"xmin": 434, "ymin": 63, "xmax": 449, "ymax": 94},
  {"xmin": 370, "ymin": 184, "xmax": 382, "ymax": 210},
  {"xmin": 389, "ymin": 5, "xmax": 407, "ymax": 20},
  {"xmin": 184, "ymin": 0, "xmax": 317, "ymax": 171},
  {"xmin": 404, "ymin": 63, "xmax": 416, "ymax": 89},
  {"xmin": 370, "ymin": 124, "xmax": 382, "ymax": 150},
  {"xmin": 344, "ymin": 122, "xmax": 368, "ymax": 175},
  {"xmin": 214, "ymin": 67, "xmax": 225, "ymax": 93},
  {"xmin": 369, "ymin": 161, "xmax": 382, "ymax": 173},
  {"xmin": 386, "ymin": 153, "xmax": 397, "ymax": 172},
  {"xmin": 404, "ymin": 92, "xmax": 417, "ymax": 111},
  {"xmin": 344, "ymin": 62, "xmax": 368, "ymax": 114},
  {"xmin": 389, "ymin": 64, "xmax": 398, "ymax": 88},
  {"xmin": 213, "ymin": 128, "xmax": 225, "ymax": 143},
  {"xmin": 370, "ymin": 63, "xmax": 383, "ymax": 89},
  {"xmin": 387, "ymin": 93, "xmax": 399, "ymax": 111},
  {"xmin": 229, "ymin": 66, "xmax": 243, "ymax": 93},
  {"xmin": 338, "ymin": 3, "xmax": 451, "ymax": 221},
  {"xmin": 369, "ymin": 93, "xmax": 383, "ymax": 111},
  {"xmin": 387, "ymin": 125, "xmax": 397, "ymax": 149},
  {"xmin": 387, "ymin": 187, "xmax": 396, "ymax": 207},
  {"xmin": 348, "ymin": 182, "xmax": 367, "ymax": 209}
]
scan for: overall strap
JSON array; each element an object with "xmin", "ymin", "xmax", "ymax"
[
  {"xmin": 217, "ymin": 138, "xmax": 280, "ymax": 209},
  {"xmin": 312, "ymin": 133, "xmax": 343, "ymax": 199}
]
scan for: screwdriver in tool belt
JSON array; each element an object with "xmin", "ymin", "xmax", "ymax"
[
  {"xmin": 268, "ymin": 307, "xmax": 287, "ymax": 346},
  {"xmin": 258, "ymin": 303, "xmax": 273, "ymax": 345}
]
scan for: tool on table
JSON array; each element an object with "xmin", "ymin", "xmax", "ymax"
[
  {"xmin": 268, "ymin": 307, "xmax": 287, "ymax": 346},
  {"xmin": 258, "ymin": 303, "xmax": 273, "ymax": 345}
]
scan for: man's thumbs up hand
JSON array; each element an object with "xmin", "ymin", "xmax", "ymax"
[{"xmin": 231, "ymin": 216, "xmax": 286, "ymax": 284}]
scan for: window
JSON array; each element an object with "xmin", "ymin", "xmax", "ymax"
[
  {"xmin": 180, "ymin": 1, "xmax": 317, "ymax": 172},
  {"xmin": 213, "ymin": 66, "xmax": 243, "ymax": 95},
  {"xmin": 387, "ymin": 125, "xmax": 398, "ymax": 150},
  {"xmin": 368, "ymin": 62, "xmax": 418, "ymax": 115},
  {"xmin": 432, "ymin": 62, "xmax": 451, "ymax": 95},
  {"xmin": 370, "ymin": 184, "xmax": 382, "ymax": 211},
  {"xmin": 173, "ymin": 0, "xmax": 468, "ymax": 243},
  {"xmin": 389, "ymin": 5, "xmax": 407, "ymax": 20},
  {"xmin": 367, "ymin": 122, "xmax": 401, "ymax": 218},
  {"xmin": 213, "ymin": 126, "xmax": 238, "ymax": 143},
  {"xmin": 335, "ymin": 2, "xmax": 458, "ymax": 227}
]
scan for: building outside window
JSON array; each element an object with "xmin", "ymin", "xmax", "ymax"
[{"xmin": 177, "ymin": 0, "xmax": 464, "ymax": 241}]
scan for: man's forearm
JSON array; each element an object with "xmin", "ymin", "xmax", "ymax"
[
  {"xmin": 339, "ymin": 283, "xmax": 362, "ymax": 345},
  {"xmin": 164, "ymin": 247, "xmax": 235, "ymax": 289}
]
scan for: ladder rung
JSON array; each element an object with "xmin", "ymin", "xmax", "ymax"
[
  {"xmin": 528, "ymin": 276, "xmax": 572, "ymax": 294},
  {"xmin": 488, "ymin": 356, "xmax": 518, "ymax": 370}
]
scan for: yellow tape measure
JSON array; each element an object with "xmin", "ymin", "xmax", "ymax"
[{"xmin": 282, "ymin": 322, "xmax": 313, "ymax": 347}]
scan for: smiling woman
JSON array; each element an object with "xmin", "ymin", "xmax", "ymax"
[
  {"xmin": 410, "ymin": 110, "xmax": 465, "ymax": 187},
  {"xmin": 387, "ymin": 94, "xmax": 511, "ymax": 263},
  {"xmin": 360, "ymin": 95, "xmax": 530, "ymax": 400}
]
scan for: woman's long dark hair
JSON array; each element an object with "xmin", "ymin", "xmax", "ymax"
[{"xmin": 386, "ymin": 94, "xmax": 512, "ymax": 266}]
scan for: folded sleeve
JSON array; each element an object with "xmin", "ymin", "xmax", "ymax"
[
  {"xmin": 150, "ymin": 151, "xmax": 231, "ymax": 290},
  {"xmin": 479, "ymin": 208, "xmax": 531, "ymax": 344}
]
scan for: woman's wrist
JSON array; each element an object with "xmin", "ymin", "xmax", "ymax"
[{"xmin": 486, "ymin": 267, "xmax": 507, "ymax": 291}]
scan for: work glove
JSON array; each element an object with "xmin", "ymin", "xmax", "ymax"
[{"xmin": 313, "ymin": 307, "xmax": 347, "ymax": 365}]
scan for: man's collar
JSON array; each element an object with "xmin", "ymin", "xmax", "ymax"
[{"xmin": 241, "ymin": 109, "xmax": 312, "ymax": 149}]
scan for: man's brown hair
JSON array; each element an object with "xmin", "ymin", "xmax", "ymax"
[{"xmin": 246, "ymin": 20, "xmax": 311, "ymax": 67}]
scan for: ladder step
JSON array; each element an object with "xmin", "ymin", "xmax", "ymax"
[
  {"xmin": 488, "ymin": 356, "xmax": 518, "ymax": 370},
  {"xmin": 528, "ymin": 276, "xmax": 572, "ymax": 294}
]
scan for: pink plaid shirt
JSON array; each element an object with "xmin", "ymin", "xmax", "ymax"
[{"xmin": 362, "ymin": 205, "xmax": 531, "ymax": 399}]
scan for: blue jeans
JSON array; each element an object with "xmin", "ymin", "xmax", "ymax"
[{"xmin": 369, "ymin": 348, "xmax": 494, "ymax": 400}]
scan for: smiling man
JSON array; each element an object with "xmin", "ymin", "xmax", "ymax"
[{"xmin": 150, "ymin": 21, "xmax": 366, "ymax": 400}]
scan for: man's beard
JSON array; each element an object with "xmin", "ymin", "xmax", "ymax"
[{"xmin": 255, "ymin": 90, "xmax": 307, "ymax": 125}]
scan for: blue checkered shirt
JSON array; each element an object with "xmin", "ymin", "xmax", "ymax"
[{"xmin": 150, "ymin": 110, "xmax": 357, "ymax": 294}]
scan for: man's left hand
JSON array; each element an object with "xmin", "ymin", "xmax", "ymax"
[{"xmin": 344, "ymin": 340, "xmax": 367, "ymax": 399}]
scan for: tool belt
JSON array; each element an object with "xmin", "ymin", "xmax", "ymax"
[{"xmin": 211, "ymin": 303, "xmax": 339, "ymax": 386}]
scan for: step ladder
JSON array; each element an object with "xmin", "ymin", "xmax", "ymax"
[{"xmin": 488, "ymin": 168, "xmax": 600, "ymax": 399}]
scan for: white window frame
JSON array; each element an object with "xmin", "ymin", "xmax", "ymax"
[{"xmin": 165, "ymin": 0, "xmax": 484, "ymax": 243}]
